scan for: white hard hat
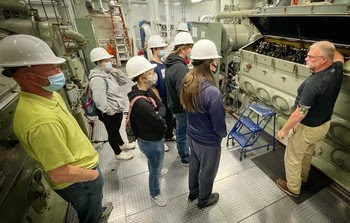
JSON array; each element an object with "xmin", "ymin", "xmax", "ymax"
[
  {"xmin": 177, "ymin": 22, "xmax": 189, "ymax": 32},
  {"xmin": 90, "ymin": 47, "xmax": 114, "ymax": 62},
  {"xmin": 190, "ymin": 39, "xmax": 222, "ymax": 60},
  {"xmin": 148, "ymin": 35, "xmax": 167, "ymax": 48},
  {"xmin": 0, "ymin": 34, "xmax": 65, "ymax": 67},
  {"xmin": 173, "ymin": 32, "xmax": 194, "ymax": 47},
  {"xmin": 126, "ymin": 56, "xmax": 156, "ymax": 79}
]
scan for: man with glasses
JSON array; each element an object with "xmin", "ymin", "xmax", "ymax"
[
  {"xmin": 276, "ymin": 41, "xmax": 344, "ymax": 197},
  {"xmin": 0, "ymin": 35, "xmax": 112, "ymax": 223}
]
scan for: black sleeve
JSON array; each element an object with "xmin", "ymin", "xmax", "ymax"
[
  {"xmin": 147, "ymin": 88, "xmax": 166, "ymax": 118},
  {"xmin": 133, "ymin": 99, "xmax": 166, "ymax": 130},
  {"xmin": 333, "ymin": 61, "xmax": 344, "ymax": 80},
  {"xmin": 175, "ymin": 65, "xmax": 189, "ymax": 98}
]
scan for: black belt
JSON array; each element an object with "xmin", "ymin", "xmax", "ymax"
[{"xmin": 91, "ymin": 164, "xmax": 99, "ymax": 170}]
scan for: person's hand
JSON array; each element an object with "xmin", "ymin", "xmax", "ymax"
[
  {"xmin": 277, "ymin": 129, "xmax": 287, "ymax": 140},
  {"xmin": 91, "ymin": 169, "xmax": 99, "ymax": 181},
  {"xmin": 110, "ymin": 67, "xmax": 118, "ymax": 74}
]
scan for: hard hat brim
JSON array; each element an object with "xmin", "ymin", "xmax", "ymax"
[
  {"xmin": 91, "ymin": 55, "xmax": 114, "ymax": 63},
  {"xmin": 173, "ymin": 41, "xmax": 194, "ymax": 46},
  {"xmin": 149, "ymin": 43, "xmax": 168, "ymax": 48},
  {"xmin": 128, "ymin": 64, "xmax": 157, "ymax": 78},
  {"xmin": 0, "ymin": 56, "xmax": 66, "ymax": 67}
]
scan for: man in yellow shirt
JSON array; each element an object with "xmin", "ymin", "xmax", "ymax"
[{"xmin": 0, "ymin": 34, "xmax": 112, "ymax": 223}]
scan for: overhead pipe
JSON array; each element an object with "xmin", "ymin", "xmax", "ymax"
[
  {"xmin": 98, "ymin": 0, "xmax": 107, "ymax": 13},
  {"xmin": 215, "ymin": 10, "xmax": 254, "ymax": 22},
  {"xmin": 0, "ymin": 0, "xmax": 27, "ymax": 13},
  {"xmin": 164, "ymin": 0, "xmax": 171, "ymax": 42},
  {"xmin": 64, "ymin": 29, "xmax": 87, "ymax": 47},
  {"xmin": 200, "ymin": 15, "xmax": 214, "ymax": 22}
]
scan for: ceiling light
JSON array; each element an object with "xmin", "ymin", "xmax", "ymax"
[{"xmin": 191, "ymin": 0, "xmax": 202, "ymax": 3}]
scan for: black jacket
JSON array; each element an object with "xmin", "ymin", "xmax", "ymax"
[
  {"xmin": 165, "ymin": 53, "xmax": 189, "ymax": 114},
  {"xmin": 127, "ymin": 85, "xmax": 166, "ymax": 141}
]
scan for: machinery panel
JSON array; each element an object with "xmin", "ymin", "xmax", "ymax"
[{"xmin": 235, "ymin": 4, "xmax": 350, "ymax": 191}]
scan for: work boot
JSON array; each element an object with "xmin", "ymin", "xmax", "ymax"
[
  {"xmin": 101, "ymin": 202, "xmax": 113, "ymax": 223},
  {"xmin": 276, "ymin": 178, "xmax": 300, "ymax": 197},
  {"xmin": 188, "ymin": 193, "xmax": 199, "ymax": 202},
  {"xmin": 197, "ymin": 193, "xmax": 219, "ymax": 209}
]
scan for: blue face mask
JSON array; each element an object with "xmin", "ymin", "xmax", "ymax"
[
  {"xmin": 104, "ymin": 62, "xmax": 113, "ymax": 73},
  {"xmin": 158, "ymin": 50, "xmax": 166, "ymax": 58},
  {"xmin": 42, "ymin": 72, "xmax": 66, "ymax": 92}
]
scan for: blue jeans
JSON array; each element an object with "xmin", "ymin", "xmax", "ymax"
[
  {"xmin": 55, "ymin": 166, "xmax": 104, "ymax": 223},
  {"xmin": 138, "ymin": 138, "xmax": 165, "ymax": 197},
  {"xmin": 173, "ymin": 112, "xmax": 190, "ymax": 163}
]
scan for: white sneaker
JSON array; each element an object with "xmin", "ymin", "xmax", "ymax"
[
  {"xmin": 164, "ymin": 144, "xmax": 170, "ymax": 152},
  {"xmin": 160, "ymin": 168, "xmax": 169, "ymax": 177},
  {"xmin": 120, "ymin": 142, "xmax": 135, "ymax": 150},
  {"xmin": 115, "ymin": 151, "xmax": 133, "ymax": 160},
  {"xmin": 165, "ymin": 136, "xmax": 176, "ymax": 141},
  {"xmin": 151, "ymin": 194, "xmax": 167, "ymax": 207}
]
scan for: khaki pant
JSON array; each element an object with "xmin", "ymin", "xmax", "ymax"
[{"xmin": 284, "ymin": 121, "xmax": 330, "ymax": 194}]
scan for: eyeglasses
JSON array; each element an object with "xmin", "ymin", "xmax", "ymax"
[{"xmin": 306, "ymin": 55, "xmax": 325, "ymax": 59}]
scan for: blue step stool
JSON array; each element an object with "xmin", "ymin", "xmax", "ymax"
[{"xmin": 227, "ymin": 103, "xmax": 276, "ymax": 161}]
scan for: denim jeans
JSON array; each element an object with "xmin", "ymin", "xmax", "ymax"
[
  {"xmin": 137, "ymin": 138, "xmax": 165, "ymax": 197},
  {"xmin": 173, "ymin": 112, "xmax": 190, "ymax": 163},
  {"xmin": 55, "ymin": 166, "xmax": 104, "ymax": 223}
]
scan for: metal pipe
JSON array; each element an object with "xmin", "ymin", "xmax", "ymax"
[
  {"xmin": 164, "ymin": 0, "xmax": 171, "ymax": 42},
  {"xmin": 0, "ymin": 0, "xmax": 27, "ymax": 13},
  {"xmin": 64, "ymin": 29, "xmax": 87, "ymax": 47},
  {"xmin": 98, "ymin": 0, "xmax": 107, "ymax": 13},
  {"xmin": 215, "ymin": 10, "xmax": 254, "ymax": 22},
  {"xmin": 200, "ymin": 15, "xmax": 214, "ymax": 22}
]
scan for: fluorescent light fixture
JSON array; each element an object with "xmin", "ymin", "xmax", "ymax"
[
  {"xmin": 191, "ymin": 0, "xmax": 202, "ymax": 2},
  {"xmin": 173, "ymin": 2, "xmax": 181, "ymax": 6}
]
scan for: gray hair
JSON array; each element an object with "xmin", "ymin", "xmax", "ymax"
[{"xmin": 311, "ymin": 41, "xmax": 335, "ymax": 61}]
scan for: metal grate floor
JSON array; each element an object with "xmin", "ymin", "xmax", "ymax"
[
  {"xmin": 68, "ymin": 79, "xmax": 350, "ymax": 222},
  {"xmin": 95, "ymin": 113, "xmax": 350, "ymax": 223}
]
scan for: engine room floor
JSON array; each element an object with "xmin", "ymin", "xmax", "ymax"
[{"xmin": 69, "ymin": 78, "xmax": 350, "ymax": 223}]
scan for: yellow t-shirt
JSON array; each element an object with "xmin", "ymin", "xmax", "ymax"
[{"xmin": 13, "ymin": 91, "xmax": 98, "ymax": 190}]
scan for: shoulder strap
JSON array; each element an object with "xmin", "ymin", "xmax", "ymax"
[
  {"xmin": 89, "ymin": 76, "xmax": 109, "ymax": 93},
  {"xmin": 126, "ymin": 96, "xmax": 158, "ymax": 122}
]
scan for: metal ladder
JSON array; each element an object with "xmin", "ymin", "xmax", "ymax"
[
  {"xmin": 109, "ymin": 0, "xmax": 131, "ymax": 63},
  {"xmin": 227, "ymin": 103, "xmax": 276, "ymax": 161}
]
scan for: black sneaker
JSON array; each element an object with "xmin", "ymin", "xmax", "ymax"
[
  {"xmin": 101, "ymin": 202, "xmax": 113, "ymax": 223},
  {"xmin": 197, "ymin": 193, "xmax": 219, "ymax": 209},
  {"xmin": 188, "ymin": 193, "xmax": 199, "ymax": 202}
]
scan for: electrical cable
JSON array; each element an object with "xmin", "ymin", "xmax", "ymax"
[
  {"xmin": 50, "ymin": 0, "xmax": 60, "ymax": 23},
  {"xmin": 40, "ymin": 0, "xmax": 49, "ymax": 20}
]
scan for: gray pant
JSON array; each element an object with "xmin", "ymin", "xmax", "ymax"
[{"xmin": 188, "ymin": 136, "xmax": 221, "ymax": 204}]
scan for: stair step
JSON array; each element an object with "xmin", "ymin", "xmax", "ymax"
[
  {"xmin": 250, "ymin": 103, "xmax": 275, "ymax": 117},
  {"xmin": 239, "ymin": 117, "xmax": 262, "ymax": 132},
  {"xmin": 231, "ymin": 132, "xmax": 251, "ymax": 147}
]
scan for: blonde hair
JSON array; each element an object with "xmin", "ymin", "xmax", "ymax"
[
  {"xmin": 180, "ymin": 60, "xmax": 215, "ymax": 113},
  {"xmin": 174, "ymin": 44, "xmax": 192, "ymax": 55}
]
